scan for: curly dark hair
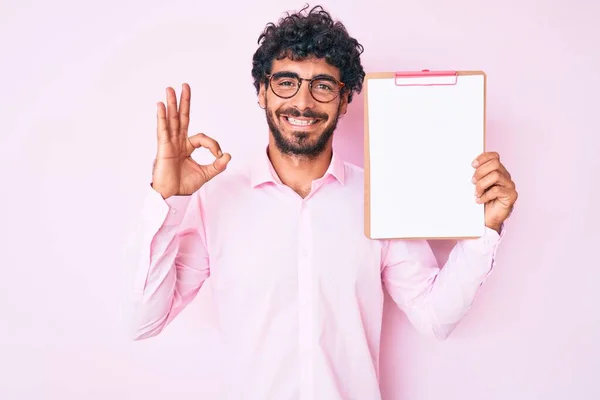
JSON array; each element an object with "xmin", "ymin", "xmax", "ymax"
[{"xmin": 251, "ymin": 4, "xmax": 365, "ymax": 104}]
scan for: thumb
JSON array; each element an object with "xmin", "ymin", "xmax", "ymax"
[{"xmin": 203, "ymin": 152, "xmax": 231, "ymax": 181}]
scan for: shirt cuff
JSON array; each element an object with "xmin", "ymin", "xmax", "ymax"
[
  {"xmin": 163, "ymin": 195, "xmax": 192, "ymax": 225},
  {"xmin": 142, "ymin": 184, "xmax": 192, "ymax": 228}
]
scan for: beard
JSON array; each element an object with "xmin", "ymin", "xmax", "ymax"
[{"xmin": 265, "ymin": 99, "xmax": 341, "ymax": 158}]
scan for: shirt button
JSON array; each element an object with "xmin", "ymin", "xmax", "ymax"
[{"xmin": 170, "ymin": 208, "xmax": 177, "ymax": 214}]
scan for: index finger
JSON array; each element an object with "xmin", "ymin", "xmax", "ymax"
[
  {"xmin": 188, "ymin": 132, "xmax": 223, "ymax": 159},
  {"xmin": 473, "ymin": 160, "xmax": 511, "ymax": 181},
  {"xmin": 472, "ymin": 151, "xmax": 499, "ymax": 168}
]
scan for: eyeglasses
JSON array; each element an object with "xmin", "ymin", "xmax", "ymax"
[{"xmin": 265, "ymin": 72, "xmax": 345, "ymax": 103}]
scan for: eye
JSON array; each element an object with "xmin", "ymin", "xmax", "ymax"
[
  {"xmin": 274, "ymin": 78, "xmax": 297, "ymax": 87},
  {"xmin": 313, "ymin": 80, "xmax": 334, "ymax": 91}
]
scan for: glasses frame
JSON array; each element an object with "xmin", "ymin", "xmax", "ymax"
[{"xmin": 265, "ymin": 72, "xmax": 345, "ymax": 103}]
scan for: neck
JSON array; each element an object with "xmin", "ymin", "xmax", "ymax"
[{"xmin": 267, "ymin": 142, "xmax": 333, "ymax": 197}]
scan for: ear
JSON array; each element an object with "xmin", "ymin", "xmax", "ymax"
[
  {"xmin": 338, "ymin": 91, "xmax": 349, "ymax": 116},
  {"xmin": 258, "ymin": 84, "xmax": 267, "ymax": 109}
]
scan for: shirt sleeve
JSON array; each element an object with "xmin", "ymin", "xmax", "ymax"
[
  {"xmin": 381, "ymin": 226, "xmax": 504, "ymax": 339},
  {"xmin": 129, "ymin": 185, "xmax": 211, "ymax": 340}
]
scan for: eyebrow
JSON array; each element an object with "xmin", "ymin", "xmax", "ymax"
[{"xmin": 271, "ymin": 71, "xmax": 339, "ymax": 81}]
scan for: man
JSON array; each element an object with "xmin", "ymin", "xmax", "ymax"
[{"xmin": 131, "ymin": 5, "xmax": 518, "ymax": 399}]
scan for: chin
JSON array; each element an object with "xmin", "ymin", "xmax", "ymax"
[
  {"xmin": 275, "ymin": 130, "xmax": 332, "ymax": 157},
  {"xmin": 265, "ymin": 106, "xmax": 338, "ymax": 157}
]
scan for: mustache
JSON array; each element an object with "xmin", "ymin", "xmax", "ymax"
[{"xmin": 276, "ymin": 108, "xmax": 328, "ymax": 121}]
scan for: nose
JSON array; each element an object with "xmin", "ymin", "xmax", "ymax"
[{"xmin": 290, "ymin": 80, "xmax": 316, "ymax": 111}]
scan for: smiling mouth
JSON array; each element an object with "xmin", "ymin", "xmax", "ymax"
[{"xmin": 283, "ymin": 116, "xmax": 320, "ymax": 127}]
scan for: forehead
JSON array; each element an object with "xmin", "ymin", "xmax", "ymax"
[{"xmin": 270, "ymin": 56, "xmax": 341, "ymax": 80}]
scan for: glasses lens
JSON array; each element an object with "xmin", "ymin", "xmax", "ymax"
[
  {"xmin": 270, "ymin": 75, "xmax": 299, "ymax": 98},
  {"xmin": 310, "ymin": 78, "xmax": 340, "ymax": 102}
]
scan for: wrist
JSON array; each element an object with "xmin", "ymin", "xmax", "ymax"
[
  {"xmin": 487, "ymin": 223, "xmax": 502, "ymax": 234},
  {"xmin": 150, "ymin": 182, "xmax": 175, "ymax": 200}
]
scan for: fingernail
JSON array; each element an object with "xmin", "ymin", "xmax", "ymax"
[
  {"xmin": 472, "ymin": 177, "xmax": 477, "ymax": 183},
  {"xmin": 472, "ymin": 160, "xmax": 479, "ymax": 167},
  {"xmin": 217, "ymin": 150, "xmax": 223, "ymax": 157}
]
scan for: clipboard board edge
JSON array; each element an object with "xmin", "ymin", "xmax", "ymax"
[
  {"xmin": 370, "ymin": 234, "xmax": 484, "ymax": 241},
  {"xmin": 364, "ymin": 75, "xmax": 372, "ymax": 239}
]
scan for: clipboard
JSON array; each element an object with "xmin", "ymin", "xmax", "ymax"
[{"xmin": 364, "ymin": 69, "xmax": 487, "ymax": 240}]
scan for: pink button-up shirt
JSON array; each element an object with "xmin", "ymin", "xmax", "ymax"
[{"xmin": 131, "ymin": 149, "xmax": 503, "ymax": 400}]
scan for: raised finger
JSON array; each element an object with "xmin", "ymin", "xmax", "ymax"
[
  {"xmin": 156, "ymin": 102, "xmax": 169, "ymax": 142},
  {"xmin": 166, "ymin": 87, "xmax": 180, "ymax": 137},
  {"xmin": 178, "ymin": 83, "xmax": 191, "ymax": 135},
  {"xmin": 188, "ymin": 132, "xmax": 223, "ymax": 158}
]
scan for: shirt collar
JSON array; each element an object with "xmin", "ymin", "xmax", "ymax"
[{"xmin": 250, "ymin": 147, "xmax": 346, "ymax": 188}]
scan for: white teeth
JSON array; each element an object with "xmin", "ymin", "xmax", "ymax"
[{"xmin": 287, "ymin": 117, "xmax": 316, "ymax": 126}]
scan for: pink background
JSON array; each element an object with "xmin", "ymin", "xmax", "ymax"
[{"xmin": 1, "ymin": 0, "xmax": 599, "ymax": 399}]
